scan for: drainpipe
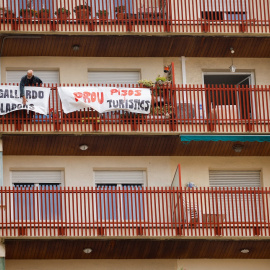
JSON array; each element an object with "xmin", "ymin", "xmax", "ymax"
[{"xmin": 181, "ymin": 56, "xmax": 187, "ymax": 102}]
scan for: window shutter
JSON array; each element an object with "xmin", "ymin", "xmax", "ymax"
[
  {"xmin": 6, "ymin": 70, "xmax": 60, "ymax": 86},
  {"xmin": 88, "ymin": 71, "xmax": 140, "ymax": 85},
  {"xmin": 209, "ymin": 170, "xmax": 261, "ymax": 187},
  {"xmin": 12, "ymin": 171, "xmax": 63, "ymax": 184},
  {"xmin": 209, "ymin": 170, "xmax": 262, "ymax": 222},
  {"xmin": 95, "ymin": 170, "xmax": 145, "ymax": 185}
]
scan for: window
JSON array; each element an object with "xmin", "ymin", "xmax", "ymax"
[
  {"xmin": 88, "ymin": 71, "xmax": 140, "ymax": 85},
  {"xmin": 7, "ymin": 70, "xmax": 60, "ymax": 113},
  {"xmin": 6, "ymin": 70, "xmax": 60, "ymax": 85},
  {"xmin": 209, "ymin": 170, "xmax": 262, "ymax": 222},
  {"xmin": 201, "ymin": 0, "xmax": 248, "ymax": 21},
  {"xmin": 12, "ymin": 170, "xmax": 63, "ymax": 222},
  {"xmin": 204, "ymin": 73, "xmax": 254, "ymax": 120},
  {"xmin": 95, "ymin": 170, "xmax": 145, "ymax": 221},
  {"xmin": 226, "ymin": 12, "xmax": 246, "ymax": 20}
]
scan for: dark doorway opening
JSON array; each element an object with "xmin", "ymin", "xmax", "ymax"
[{"xmin": 204, "ymin": 74, "xmax": 252, "ymax": 119}]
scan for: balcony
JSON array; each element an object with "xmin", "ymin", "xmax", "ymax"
[
  {"xmin": 0, "ymin": 186, "xmax": 269, "ymax": 238},
  {"xmin": 0, "ymin": 0, "xmax": 269, "ymax": 34},
  {"xmin": 1, "ymin": 85, "xmax": 269, "ymax": 134}
]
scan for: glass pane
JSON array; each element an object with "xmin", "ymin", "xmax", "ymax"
[
  {"xmin": 97, "ymin": 185, "xmax": 117, "ymax": 221},
  {"xmin": 14, "ymin": 184, "xmax": 35, "ymax": 221},
  {"xmin": 123, "ymin": 185, "xmax": 144, "ymax": 221},
  {"xmin": 40, "ymin": 184, "xmax": 61, "ymax": 221}
]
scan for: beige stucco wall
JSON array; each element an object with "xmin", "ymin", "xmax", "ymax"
[
  {"xmin": 3, "ymin": 156, "xmax": 270, "ymax": 187},
  {"xmin": 185, "ymin": 58, "xmax": 270, "ymax": 86},
  {"xmin": 178, "ymin": 259, "xmax": 270, "ymax": 270},
  {"xmin": 5, "ymin": 259, "xmax": 270, "ymax": 270},
  {"xmin": 1, "ymin": 57, "xmax": 166, "ymax": 85},
  {"xmin": 1, "ymin": 56, "xmax": 270, "ymax": 86}
]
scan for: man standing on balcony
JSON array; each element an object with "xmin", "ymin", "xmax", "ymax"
[{"xmin": 20, "ymin": 70, "xmax": 43, "ymax": 105}]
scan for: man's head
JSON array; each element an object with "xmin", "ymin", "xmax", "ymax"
[{"xmin": 27, "ymin": 70, "xmax": 34, "ymax": 79}]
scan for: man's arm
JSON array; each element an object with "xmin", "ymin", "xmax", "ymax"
[
  {"xmin": 19, "ymin": 76, "xmax": 27, "ymax": 105},
  {"xmin": 35, "ymin": 76, "xmax": 43, "ymax": 86},
  {"xmin": 19, "ymin": 76, "xmax": 26, "ymax": 97}
]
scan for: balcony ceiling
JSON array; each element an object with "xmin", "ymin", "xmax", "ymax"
[
  {"xmin": 1, "ymin": 34, "xmax": 270, "ymax": 58},
  {"xmin": 5, "ymin": 239, "xmax": 270, "ymax": 259},
  {"xmin": 2, "ymin": 134, "xmax": 270, "ymax": 156}
]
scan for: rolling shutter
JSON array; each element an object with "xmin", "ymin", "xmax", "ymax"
[
  {"xmin": 6, "ymin": 70, "xmax": 60, "ymax": 85},
  {"xmin": 88, "ymin": 71, "xmax": 140, "ymax": 85},
  {"xmin": 209, "ymin": 170, "xmax": 261, "ymax": 187},
  {"xmin": 12, "ymin": 170, "xmax": 63, "ymax": 184},
  {"xmin": 209, "ymin": 170, "xmax": 262, "ymax": 222},
  {"xmin": 95, "ymin": 170, "xmax": 145, "ymax": 185}
]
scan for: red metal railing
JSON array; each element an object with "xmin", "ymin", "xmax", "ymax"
[
  {"xmin": 0, "ymin": 84, "xmax": 270, "ymax": 133},
  {"xmin": 0, "ymin": 186, "xmax": 269, "ymax": 237},
  {"xmin": 0, "ymin": 0, "xmax": 269, "ymax": 33}
]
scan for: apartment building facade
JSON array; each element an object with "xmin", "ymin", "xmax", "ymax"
[{"xmin": 0, "ymin": 0, "xmax": 270, "ymax": 269}]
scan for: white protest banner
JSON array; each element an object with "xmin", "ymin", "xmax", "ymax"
[
  {"xmin": 0, "ymin": 86, "xmax": 50, "ymax": 115},
  {"xmin": 58, "ymin": 87, "xmax": 151, "ymax": 114}
]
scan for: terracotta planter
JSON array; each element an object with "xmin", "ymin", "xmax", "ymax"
[
  {"xmin": 57, "ymin": 13, "xmax": 70, "ymax": 20},
  {"xmin": 39, "ymin": 12, "xmax": 50, "ymax": 23},
  {"xmin": 117, "ymin": 13, "xmax": 126, "ymax": 20},
  {"xmin": 76, "ymin": 10, "xmax": 91, "ymax": 20}
]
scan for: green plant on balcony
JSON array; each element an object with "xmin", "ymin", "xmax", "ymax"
[
  {"xmin": 96, "ymin": 10, "xmax": 108, "ymax": 20},
  {"xmin": 3, "ymin": 9, "xmax": 15, "ymax": 19},
  {"xmin": 38, "ymin": 8, "xmax": 50, "ymax": 19},
  {"xmin": 74, "ymin": 4, "xmax": 91, "ymax": 19},
  {"xmin": 20, "ymin": 8, "xmax": 38, "ymax": 18},
  {"xmin": 153, "ymin": 75, "xmax": 172, "ymax": 97},
  {"xmin": 137, "ymin": 79, "xmax": 154, "ymax": 88},
  {"xmin": 55, "ymin": 8, "xmax": 71, "ymax": 20},
  {"xmin": 155, "ymin": 75, "xmax": 167, "ymax": 85},
  {"xmin": 115, "ymin": 5, "xmax": 126, "ymax": 19}
]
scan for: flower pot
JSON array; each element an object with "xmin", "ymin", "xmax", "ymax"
[
  {"xmin": 57, "ymin": 13, "xmax": 70, "ymax": 20},
  {"xmin": 117, "ymin": 13, "xmax": 126, "ymax": 20},
  {"xmin": 39, "ymin": 12, "xmax": 50, "ymax": 23},
  {"xmin": 76, "ymin": 9, "xmax": 91, "ymax": 20}
]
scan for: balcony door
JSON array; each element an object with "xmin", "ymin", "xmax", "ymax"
[
  {"xmin": 201, "ymin": 0, "xmax": 248, "ymax": 21},
  {"xmin": 95, "ymin": 170, "xmax": 145, "ymax": 222},
  {"xmin": 12, "ymin": 170, "xmax": 63, "ymax": 222},
  {"xmin": 204, "ymin": 72, "xmax": 255, "ymax": 120},
  {"xmin": 209, "ymin": 170, "xmax": 263, "ymax": 223}
]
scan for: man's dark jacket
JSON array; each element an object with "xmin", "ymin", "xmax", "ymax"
[{"xmin": 20, "ymin": 75, "xmax": 43, "ymax": 97}]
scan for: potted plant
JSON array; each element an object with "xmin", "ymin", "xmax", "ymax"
[
  {"xmin": 155, "ymin": 75, "xmax": 167, "ymax": 85},
  {"xmin": 115, "ymin": 5, "xmax": 125, "ymax": 20},
  {"xmin": 137, "ymin": 79, "xmax": 154, "ymax": 88},
  {"xmin": 20, "ymin": 8, "xmax": 37, "ymax": 18},
  {"xmin": 38, "ymin": 8, "xmax": 50, "ymax": 20},
  {"xmin": 4, "ymin": 9, "xmax": 15, "ymax": 19},
  {"xmin": 74, "ymin": 4, "xmax": 91, "ymax": 19},
  {"xmin": 55, "ymin": 8, "xmax": 70, "ymax": 20},
  {"xmin": 96, "ymin": 10, "xmax": 108, "ymax": 20}
]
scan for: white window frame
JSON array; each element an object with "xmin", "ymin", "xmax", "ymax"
[
  {"xmin": 94, "ymin": 170, "xmax": 146, "ymax": 222},
  {"xmin": 11, "ymin": 170, "xmax": 64, "ymax": 222},
  {"xmin": 203, "ymin": 71, "xmax": 256, "ymax": 120}
]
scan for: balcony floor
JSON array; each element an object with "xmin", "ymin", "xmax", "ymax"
[
  {"xmin": 4, "ymin": 238, "xmax": 270, "ymax": 259},
  {"xmin": 1, "ymin": 34, "xmax": 270, "ymax": 58},
  {"xmin": 2, "ymin": 134, "xmax": 270, "ymax": 156}
]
